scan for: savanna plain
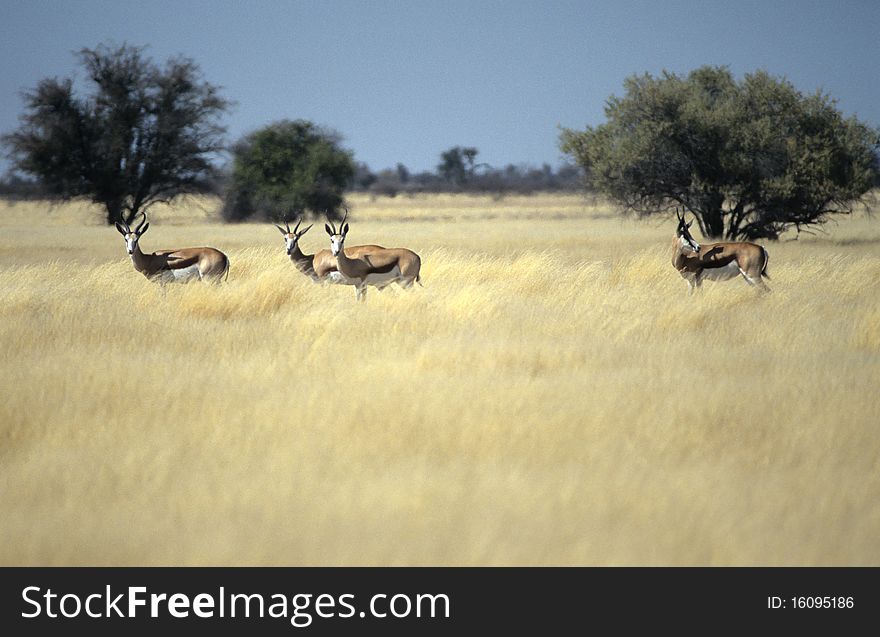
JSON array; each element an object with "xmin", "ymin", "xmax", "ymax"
[{"xmin": 1, "ymin": 193, "xmax": 878, "ymax": 565}]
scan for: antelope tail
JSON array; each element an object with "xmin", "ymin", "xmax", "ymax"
[
  {"xmin": 761, "ymin": 247, "xmax": 770, "ymax": 279},
  {"xmin": 416, "ymin": 273, "xmax": 424, "ymax": 287},
  {"xmin": 224, "ymin": 260, "xmax": 231, "ymax": 282}
]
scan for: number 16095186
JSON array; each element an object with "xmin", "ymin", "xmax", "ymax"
[{"xmin": 768, "ymin": 596, "xmax": 854, "ymax": 609}]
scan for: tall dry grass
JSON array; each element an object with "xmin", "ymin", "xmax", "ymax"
[{"xmin": 1, "ymin": 194, "xmax": 879, "ymax": 565}]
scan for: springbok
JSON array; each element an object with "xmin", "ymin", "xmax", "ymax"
[
  {"xmin": 274, "ymin": 218, "xmax": 384, "ymax": 283},
  {"xmin": 672, "ymin": 212, "xmax": 770, "ymax": 293},
  {"xmin": 325, "ymin": 214, "xmax": 422, "ymax": 301},
  {"xmin": 115, "ymin": 213, "xmax": 229, "ymax": 283}
]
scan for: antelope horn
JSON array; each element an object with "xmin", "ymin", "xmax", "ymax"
[
  {"xmin": 133, "ymin": 212, "xmax": 148, "ymax": 234},
  {"xmin": 293, "ymin": 218, "xmax": 301, "ymax": 234}
]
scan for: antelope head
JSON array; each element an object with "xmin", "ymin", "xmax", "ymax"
[
  {"xmin": 275, "ymin": 218, "xmax": 313, "ymax": 255},
  {"xmin": 325, "ymin": 211, "xmax": 349, "ymax": 257},
  {"xmin": 676, "ymin": 211, "xmax": 700, "ymax": 253},
  {"xmin": 115, "ymin": 212, "xmax": 149, "ymax": 255}
]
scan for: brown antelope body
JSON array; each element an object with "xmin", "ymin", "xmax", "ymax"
[
  {"xmin": 672, "ymin": 213, "xmax": 770, "ymax": 293},
  {"xmin": 274, "ymin": 219, "xmax": 383, "ymax": 283},
  {"xmin": 115, "ymin": 213, "xmax": 229, "ymax": 283},
  {"xmin": 325, "ymin": 214, "xmax": 422, "ymax": 301}
]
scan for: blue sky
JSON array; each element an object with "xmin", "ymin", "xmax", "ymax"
[{"xmin": 1, "ymin": 0, "xmax": 878, "ymax": 174}]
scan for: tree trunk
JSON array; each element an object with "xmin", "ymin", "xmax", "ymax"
[
  {"xmin": 693, "ymin": 190, "xmax": 725, "ymax": 240},
  {"xmin": 725, "ymin": 201, "xmax": 745, "ymax": 240},
  {"xmin": 105, "ymin": 200, "xmax": 124, "ymax": 226},
  {"xmin": 700, "ymin": 206, "xmax": 725, "ymax": 240}
]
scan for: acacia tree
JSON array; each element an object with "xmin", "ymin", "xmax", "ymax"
[
  {"xmin": 560, "ymin": 66, "xmax": 879, "ymax": 240},
  {"xmin": 2, "ymin": 43, "xmax": 229, "ymax": 225},
  {"xmin": 222, "ymin": 120, "xmax": 355, "ymax": 221}
]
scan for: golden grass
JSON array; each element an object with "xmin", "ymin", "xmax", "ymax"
[{"xmin": 1, "ymin": 194, "xmax": 879, "ymax": 565}]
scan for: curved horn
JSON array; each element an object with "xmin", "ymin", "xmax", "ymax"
[
  {"xmin": 133, "ymin": 212, "xmax": 148, "ymax": 235},
  {"xmin": 293, "ymin": 218, "xmax": 302, "ymax": 234}
]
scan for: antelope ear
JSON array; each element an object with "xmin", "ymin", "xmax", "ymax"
[
  {"xmin": 139, "ymin": 222, "xmax": 150, "ymax": 235},
  {"xmin": 325, "ymin": 223, "xmax": 333, "ymax": 236},
  {"xmin": 115, "ymin": 222, "xmax": 127, "ymax": 235},
  {"xmin": 342, "ymin": 223, "xmax": 349, "ymax": 235},
  {"xmin": 299, "ymin": 224, "xmax": 313, "ymax": 236},
  {"xmin": 275, "ymin": 224, "xmax": 287, "ymax": 235},
  {"xmin": 686, "ymin": 220, "xmax": 693, "ymax": 228}
]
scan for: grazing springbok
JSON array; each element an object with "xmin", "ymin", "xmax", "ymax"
[
  {"xmin": 274, "ymin": 218, "xmax": 384, "ymax": 283},
  {"xmin": 672, "ymin": 212, "xmax": 770, "ymax": 293},
  {"xmin": 115, "ymin": 213, "xmax": 229, "ymax": 283},
  {"xmin": 325, "ymin": 214, "xmax": 422, "ymax": 301}
]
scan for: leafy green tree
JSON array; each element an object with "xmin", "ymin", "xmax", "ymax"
[
  {"xmin": 222, "ymin": 120, "xmax": 354, "ymax": 221},
  {"xmin": 2, "ymin": 43, "xmax": 229, "ymax": 225},
  {"xmin": 560, "ymin": 66, "xmax": 879, "ymax": 239}
]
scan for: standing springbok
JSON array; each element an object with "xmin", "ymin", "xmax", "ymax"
[
  {"xmin": 672, "ymin": 212, "xmax": 770, "ymax": 293},
  {"xmin": 325, "ymin": 214, "xmax": 422, "ymax": 301},
  {"xmin": 115, "ymin": 213, "xmax": 229, "ymax": 283},
  {"xmin": 274, "ymin": 218, "xmax": 384, "ymax": 283}
]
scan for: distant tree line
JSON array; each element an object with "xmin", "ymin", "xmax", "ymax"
[
  {"xmin": 349, "ymin": 147, "xmax": 585, "ymax": 197},
  {"xmin": 0, "ymin": 151, "xmax": 585, "ymax": 207},
  {"xmin": 2, "ymin": 44, "xmax": 876, "ymax": 234}
]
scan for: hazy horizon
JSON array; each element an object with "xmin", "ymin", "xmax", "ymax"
[{"xmin": 1, "ymin": 0, "xmax": 878, "ymax": 174}]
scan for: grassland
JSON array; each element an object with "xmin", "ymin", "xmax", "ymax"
[{"xmin": 1, "ymin": 193, "xmax": 879, "ymax": 565}]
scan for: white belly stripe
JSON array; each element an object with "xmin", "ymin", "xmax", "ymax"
[
  {"xmin": 364, "ymin": 267, "xmax": 401, "ymax": 286},
  {"xmin": 169, "ymin": 264, "xmax": 201, "ymax": 282},
  {"xmin": 702, "ymin": 261, "xmax": 741, "ymax": 281},
  {"xmin": 326, "ymin": 271, "xmax": 357, "ymax": 285}
]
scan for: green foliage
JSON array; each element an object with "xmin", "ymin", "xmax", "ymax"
[
  {"xmin": 560, "ymin": 66, "xmax": 879, "ymax": 239},
  {"xmin": 222, "ymin": 120, "xmax": 355, "ymax": 221},
  {"xmin": 2, "ymin": 43, "xmax": 228, "ymax": 224}
]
